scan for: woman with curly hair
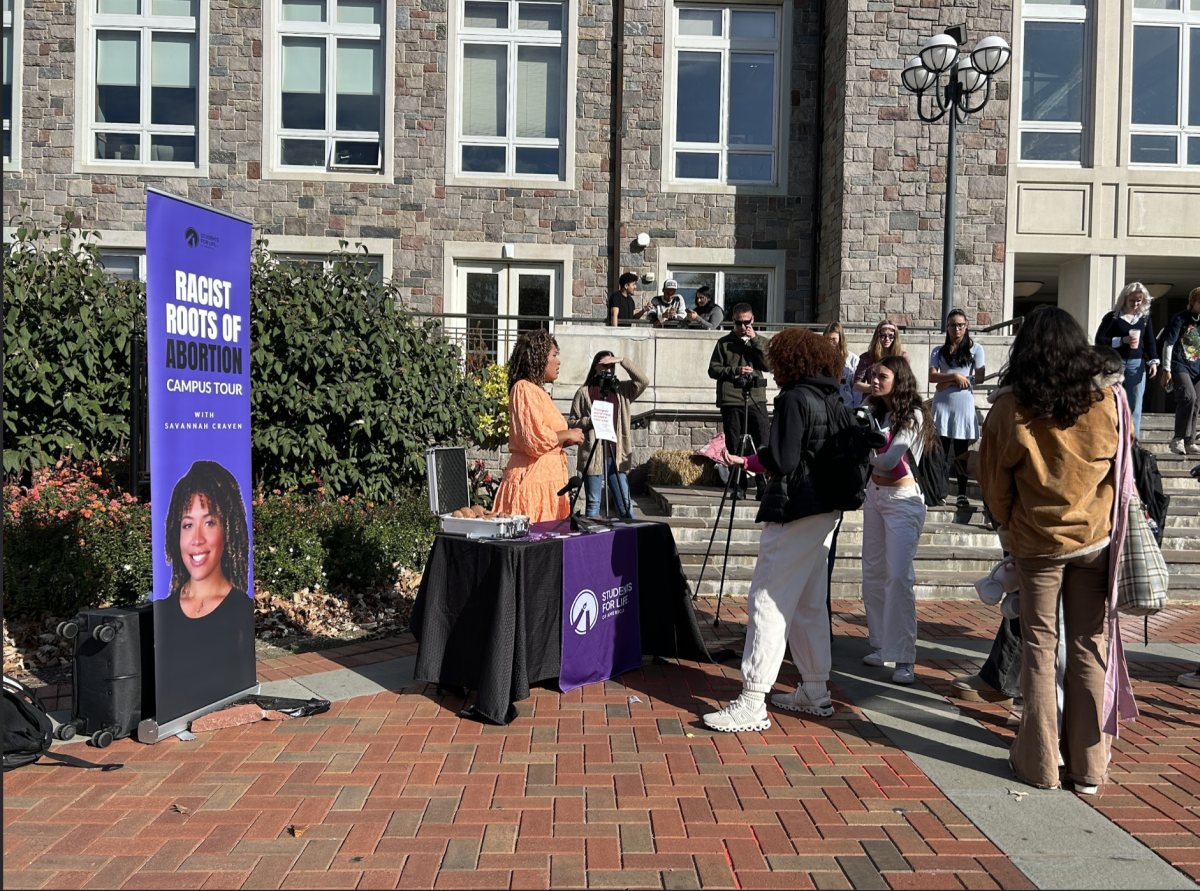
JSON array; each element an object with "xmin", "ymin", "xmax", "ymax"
[
  {"xmin": 860, "ymin": 356, "xmax": 935, "ymax": 685},
  {"xmin": 853, "ymin": 320, "xmax": 910, "ymax": 397},
  {"xmin": 978, "ymin": 306, "xmax": 1128, "ymax": 793},
  {"xmin": 493, "ymin": 329, "xmax": 585, "ymax": 522},
  {"xmin": 701, "ymin": 327, "xmax": 845, "ymax": 732}
]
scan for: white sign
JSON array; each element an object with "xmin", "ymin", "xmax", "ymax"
[{"xmin": 591, "ymin": 401, "xmax": 617, "ymax": 443}]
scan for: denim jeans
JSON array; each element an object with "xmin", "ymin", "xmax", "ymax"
[
  {"xmin": 1122, "ymin": 358, "xmax": 1145, "ymax": 438},
  {"xmin": 584, "ymin": 457, "xmax": 633, "ymax": 518}
]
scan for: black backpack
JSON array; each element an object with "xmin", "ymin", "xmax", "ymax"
[
  {"xmin": 1132, "ymin": 443, "xmax": 1169, "ymax": 547},
  {"xmin": 907, "ymin": 438, "xmax": 951, "ymax": 508},
  {"xmin": 3, "ymin": 676, "xmax": 120, "ymax": 772},
  {"xmin": 798, "ymin": 387, "xmax": 872, "ymax": 512}
]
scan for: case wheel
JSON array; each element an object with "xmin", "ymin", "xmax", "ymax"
[
  {"xmin": 58, "ymin": 620, "xmax": 80, "ymax": 640},
  {"xmin": 91, "ymin": 730, "xmax": 114, "ymax": 748},
  {"xmin": 92, "ymin": 623, "xmax": 117, "ymax": 644},
  {"xmin": 56, "ymin": 723, "xmax": 77, "ymax": 741}
]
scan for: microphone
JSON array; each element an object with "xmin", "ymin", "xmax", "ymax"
[{"xmin": 557, "ymin": 476, "xmax": 583, "ymax": 497}]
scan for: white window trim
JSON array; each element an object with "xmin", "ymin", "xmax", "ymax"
[
  {"xmin": 73, "ymin": 3, "xmax": 210, "ymax": 176},
  {"xmin": 445, "ymin": 1, "xmax": 577, "ymax": 190},
  {"xmin": 442, "ymin": 240, "xmax": 572, "ymax": 316},
  {"xmin": 262, "ymin": 0, "xmax": 396, "ymax": 182},
  {"xmin": 662, "ymin": 0, "xmax": 791, "ymax": 196},
  {"xmin": 657, "ymin": 246, "xmax": 785, "ymax": 322},
  {"xmin": 260, "ymin": 234, "xmax": 395, "ymax": 281},
  {"xmin": 4, "ymin": 0, "xmax": 22, "ymax": 168},
  {"xmin": 1128, "ymin": 2, "xmax": 1200, "ymax": 169},
  {"xmin": 1016, "ymin": 1, "xmax": 1090, "ymax": 168}
]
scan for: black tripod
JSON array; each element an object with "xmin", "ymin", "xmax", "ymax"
[
  {"xmin": 694, "ymin": 382, "xmax": 759, "ymax": 627},
  {"xmin": 552, "ymin": 426, "xmax": 631, "ymax": 534}
]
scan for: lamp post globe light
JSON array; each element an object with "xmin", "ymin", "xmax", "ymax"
[{"xmin": 900, "ymin": 27, "xmax": 1010, "ymax": 324}]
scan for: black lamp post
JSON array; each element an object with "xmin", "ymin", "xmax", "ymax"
[{"xmin": 901, "ymin": 27, "xmax": 1011, "ymax": 324}]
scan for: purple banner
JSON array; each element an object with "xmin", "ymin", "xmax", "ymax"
[
  {"xmin": 146, "ymin": 189, "xmax": 256, "ymax": 726},
  {"xmin": 560, "ymin": 527, "xmax": 641, "ymax": 692}
]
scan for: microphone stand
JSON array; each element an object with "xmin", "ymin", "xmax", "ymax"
[{"xmin": 549, "ymin": 437, "xmax": 601, "ymax": 534}]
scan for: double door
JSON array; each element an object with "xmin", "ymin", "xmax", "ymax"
[{"xmin": 456, "ymin": 263, "xmax": 559, "ymax": 370}]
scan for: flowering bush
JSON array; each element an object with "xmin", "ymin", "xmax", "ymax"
[
  {"xmin": 469, "ymin": 460, "xmax": 499, "ymax": 509},
  {"xmin": 4, "ymin": 461, "xmax": 439, "ymax": 619},
  {"xmin": 475, "ymin": 363, "xmax": 510, "ymax": 450}
]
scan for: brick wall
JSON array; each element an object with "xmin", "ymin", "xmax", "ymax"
[
  {"xmin": 4, "ymin": 0, "xmax": 825, "ymax": 322},
  {"xmin": 818, "ymin": 0, "xmax": 1012, "ymax": 328}
]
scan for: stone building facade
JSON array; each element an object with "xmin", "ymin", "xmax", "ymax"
[{"xmin": 2, "ymin": 0, "xmax": 1017, "ymax": 329}]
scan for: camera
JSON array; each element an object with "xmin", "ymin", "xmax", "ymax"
[
  {"xmin": 733, "ymin": 372, "xmax": 763, "ymax": 391},
  {"xmin": 854, "ymin": 406, "xmax": 889, "ymax": 450},
  {"xmin": 597, "ymin": 368, "xmax": 620, "ymax": 396}
]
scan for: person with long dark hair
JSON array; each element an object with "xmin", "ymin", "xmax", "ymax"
[
  {"xmin": 977, "ymin": 305, "xmax": 1130, "ymax": 794},
  {"xmin": 1095, "ymin": 282, "xmax": 1158, "ymax": 438},
  {"xmin": 701, "ymin": 329, "xmax": 844, "ymax": 731},
  {"xmin": 860, "ymin": 356, "xmax": 935, "ymax": 685},
  {"xmin": 493, "ymin": 330, "xmax": 585, "ymax": 522},
  {"xmin": 1161, "ymin": 286, "xmax": 1200, "ymax": 455},
  {"xmin": 568, "ymin": 351, "xmax": 649, "ymax": 518},
  {"xmin": 165, "ymin": 460, "xmax": 251, "ymax": 617},
  {"xmin": 929, "ymin": 309, "xmax": 985, "ymax": 507}
]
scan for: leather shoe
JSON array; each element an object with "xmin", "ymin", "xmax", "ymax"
[{"xmin": 949, "ymin": 673, "xmax": 1013, "ymax": 705}]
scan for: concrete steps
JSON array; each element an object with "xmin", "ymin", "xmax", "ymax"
[{"xmin": 644, "ymin": 421, "xmax": 1200, "ymax": 601}]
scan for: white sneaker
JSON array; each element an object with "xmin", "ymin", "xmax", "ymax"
[
  {"xmin": 1171, "ymin": 438, "xmax": 1187, "ymax": 455},
  {"xmin": 892, "ymin": 664, "xmax": 916, "ymax": 685},
  {"xmin": 1179, "ymin": 671, "xmax": 1200, "ymax": 690},
  {"xmin": 702, "ymin": 694, "xmax": 771, "ymax": 733},
  {"xmin": 771, "ymin": 687, "xmax": 834, "ymax": 718},
  {"xmin": 862, "ymin": 649, "xmax": 889, "ymax": 667},
  {"xmin": 1188, "ymin": 442, "xmax": 1200, "ymax": 456},
  {"xmin": 1074, "ymin": 783, "xmax": 1099, "ymax": 795}
]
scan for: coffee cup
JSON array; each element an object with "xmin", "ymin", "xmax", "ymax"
[{"xmin": 1130, "ymin": 329, "xmax": 1140, "ymax": 349}]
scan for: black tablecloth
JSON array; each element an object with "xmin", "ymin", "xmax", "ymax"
[{"xmin": 411, "ymin": 521, "xmax": 712, "ymax": 723}]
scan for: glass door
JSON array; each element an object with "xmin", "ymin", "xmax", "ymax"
[{"xmin": 454, "ymin": 262, "xmax": 560, "ymax": 371}]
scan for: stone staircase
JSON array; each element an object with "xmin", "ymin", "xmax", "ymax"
[{"xmin": 637, "ymin": 413, "xmax": 1200, "ymax": 601}]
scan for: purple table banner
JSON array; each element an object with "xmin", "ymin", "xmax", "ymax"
[
  {"xmin": 560, "ymin": 527, "xmax": 641, "ymax": 692},
  {"xmin": 146, "ymin": 189, "xmax": 256, "ymax": 727}
]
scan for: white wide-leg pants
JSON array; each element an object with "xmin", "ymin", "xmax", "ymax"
[
  {"xmin": 741, "ymin": 511, "xmax": 841, "ymax": 694},
  {"xmin": 861, "ymin": 480, "xmax": 927, "ymax": 664}
]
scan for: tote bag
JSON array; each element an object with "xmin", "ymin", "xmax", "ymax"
[{"xmin": 1116, "ymin": 497, "xmax": 1169, "ymax": 617}]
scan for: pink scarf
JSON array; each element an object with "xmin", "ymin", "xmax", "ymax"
[{"xmin": 1103, "ymin": 384, "xmax": 1140, "ymax": 736}]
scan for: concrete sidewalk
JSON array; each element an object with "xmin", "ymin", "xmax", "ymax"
[{"xmin": 5, "ymin": 600, "xmax": 1200, "ymax": 890}]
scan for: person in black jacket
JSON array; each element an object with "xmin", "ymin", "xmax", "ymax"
[
  {"xmin": 701, "ymin": 328, "xmax": 844, "ymax": 732},
  {"xmin": 1094, "ymin": 282, "xmax": 1159, "ymax": 438},
  {"xmin": 707, "ymin": 303, "xmax": 771, "ymax": 499}
]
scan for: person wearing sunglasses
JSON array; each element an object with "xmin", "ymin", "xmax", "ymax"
[
  {"xmin": 708, "ymin": 303, "xmax": 771, "ymax": 500},
  {"xmin": 853, "ymin": 320, "xmax": 909, "ymax": 397}
]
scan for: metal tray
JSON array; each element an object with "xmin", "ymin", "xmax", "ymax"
[{"xmin": 439, "ymin": 513, "xmax": 531, "ymax": 540}]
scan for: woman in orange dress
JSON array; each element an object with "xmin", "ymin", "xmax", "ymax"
[{"xmin": 493, "ymin": 330, "xmax": 585, "ymax": 522}]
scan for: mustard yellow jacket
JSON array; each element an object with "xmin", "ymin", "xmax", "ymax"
[{"xmin": 977, "ymin": 386, "xmax": 1119, "ymax": 560}]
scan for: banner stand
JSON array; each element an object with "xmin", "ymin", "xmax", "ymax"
[{"xmin": 137, "ymin": 682, "xmax": 260, "ymax": 744}]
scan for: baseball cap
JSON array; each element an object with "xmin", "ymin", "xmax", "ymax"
[{"xmin": 663, "ymin": 279, "xmax": 678, "ymax": 290}]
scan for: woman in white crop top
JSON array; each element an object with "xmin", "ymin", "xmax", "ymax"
[{"xmin": 860, "ymin": 356, "xmax": 935, "ymax": 685}]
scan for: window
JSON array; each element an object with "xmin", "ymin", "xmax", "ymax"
[
  {"xmin": 668, "ymin": 4, "xmax": 782, "ymax": 185},
  {"xmin": 1131, "ymin": 0, "xmax": 1200, "ymax": 166},
  {"xmin": 276, "ymin": 251, "xmax": 383, "ymax": 284},
  {"xmin": 1019, "ymin": 1, "xmax": 1088, "ymax": 164},
  {"xmin": 453, "ymin": 1, "xmax": 567, "ymax": 179},
  {"xmin": 274, "ymin": 0, "xmax": 386, "ymax": 172},
  {"xmin": 667, "ymin": 266, "xmax": 772, "ymax": 323},
  {"xmin": 452, "ymin": 262, "xmax": 558, "ymax": 369},
  {"xmin": 3, "ymin": 0, "xmax": 18, "ymax": 164},
  {"xmin": 84, "ymin": 0, "xmax": 201, "ymax": 166},
  {"xmin": 99, "ymin": 249, "xmax": 146, "ymax": 280}
]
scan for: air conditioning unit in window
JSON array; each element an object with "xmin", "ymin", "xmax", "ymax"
[{"xmin": 328, "ymin": 140, "xmax": 382, "ymax": 173}]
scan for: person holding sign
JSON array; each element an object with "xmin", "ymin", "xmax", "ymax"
[
  {"xmin": 569, "ymin": 352, "xmax": 649, "ymax": 519},
  {"xmin": 494, "ymin": 331, "xmax": 585, "ymax": 522}
]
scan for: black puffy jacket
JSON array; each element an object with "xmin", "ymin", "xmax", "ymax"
[{"xmin": 754, "ymin": 376, "xmax": 840, "ymax": 524}]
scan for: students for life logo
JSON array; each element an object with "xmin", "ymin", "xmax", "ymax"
[{"xmin": 569, "ymin": 589, "xmax": 598, "ymax": 635}]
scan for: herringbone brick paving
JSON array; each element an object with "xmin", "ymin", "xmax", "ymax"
[{"xmin": 6, "ymin": 600, "xmax": 1199, "ymax": 889}]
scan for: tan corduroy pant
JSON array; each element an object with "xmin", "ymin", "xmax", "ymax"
[{"xmin": 1011, "ymin": 548, "xmax": 1111, "ymax": 789}]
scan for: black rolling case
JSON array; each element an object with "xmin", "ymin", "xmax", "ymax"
[{"xmin": 56, "ymin": 603, "xmax": 155, "ymax": 747}]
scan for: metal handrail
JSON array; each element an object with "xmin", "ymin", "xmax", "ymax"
[
  {"xmin": 413, "ymin": 311, "xmax": 945, "ymax": 334},
  {"xmin": 978, "ymin": 316, "xmax": 1023, "ymax": 334}
]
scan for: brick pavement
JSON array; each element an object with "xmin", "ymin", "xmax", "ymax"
[{"xmin": 6, "ymin": 600, "xmax": 1199, "ymax": 889}]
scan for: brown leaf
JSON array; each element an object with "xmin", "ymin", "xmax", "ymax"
[
  {"xmin": 170, "ymin": 804, "xmax": 191, "ymax": 816},
  {"xmin": 288, "ymin": 823, "xmax": 311, "ymax": 837}
]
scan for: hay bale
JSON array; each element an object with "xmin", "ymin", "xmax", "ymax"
[{"xmin": 647, "ymin": 449, "xmax": 723, "ymax": 487}]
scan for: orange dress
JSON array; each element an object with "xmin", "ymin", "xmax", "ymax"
[{"xmin": 494, "ymin": 380, "xmax": 570, "ymax": 523}]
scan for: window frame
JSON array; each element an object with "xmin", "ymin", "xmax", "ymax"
[
  {"xmin": 1129, "ymin": 0, "xmax": 1200, "ymax": 168},
  {"xmin": 3, "ymin": 0, "xmax": 21, "ymax": 168},
  {"xmin": 263, "ymin": 0, "xmax": 396, "ymax": 182},
  {"xmin": 662, "ymin": 0, "xmax": 790, "ymax": 195},
  {"xmin": 73, "ymin": 0, "xmax": 210, "ymax": 176},
  {"xmin": 445, "ymin": 0, "xmax": 577, "ymax": 189},
  {"xmin": 665, "ymin": 265, "xmax": 776, "ymax": 323},
  {"xmin": 1016, "ymin": 1, "xmax": 1091, "ymax": 167}
]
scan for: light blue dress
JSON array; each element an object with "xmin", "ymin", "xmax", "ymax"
[{"xmin": 930, "ymin": 343, "xmax": 985, "ymax": 440}]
